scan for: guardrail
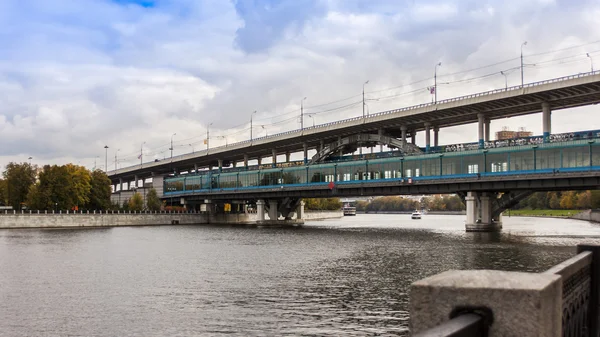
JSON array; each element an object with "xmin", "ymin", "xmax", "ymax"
[
  {"xmin": 411, "ymin": 244, "xmax": 600, "ymax": 336},
  {"xmin": 110, "ymin": 70, "xmax": 600, "ymax": 176}
]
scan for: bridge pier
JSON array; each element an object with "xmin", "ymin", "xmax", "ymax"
[
  {"xmin": 478, "ymin": 113, "xmax": 485, "ymax": 149},
  {"xmin": 256, "ymin": 199, "xmax": 265, "ymax": 221},
  {"xmin": 401, "ymin": 126, "xmax": 407, "ymax": 149},
  {"xmin": 268, "ymin": 200, "xmax": 278, "ymax": 220},
  {"xmin": 272, "ymin": 149, "xmax": 277, "ymax": 168},
  {"xmin": 542, "ymin": 102, "xmax": 552, "ymax": 142},
  {"xmin": 303, "ymin": 142, "xmax": 308, "ymax": 164},
  {"xmin": 464, "ymin": 191, "xmax": 502, "ymax": 232},
  {"xmin": 424, "ymin": 123, "xmax": 431, "ymax": 153},
  {"xmin": 433, "ymin": 126, "xmax": 439, "ymax": 147}
]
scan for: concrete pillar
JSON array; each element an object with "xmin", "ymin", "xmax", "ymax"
[
  {"xmin": 433, "ymin": 126, "xmax": 439, "ymax": 147},
  {"xmin": 542, "ymin": 102, "xmax": 551, "ymax": 142},
  {"xmin": 319, "ymin": 140, "xmax": 324, "ymax": 154},
  {"xmin": 477, "ymin": 113, "xmax": 485, "ymax": 149},
  {"xmin": 194, "ymin": 164, "xmax": 198, "ymax": 174},
  {"xmin": 119, "ymin": 178, "xmax": 123, "ymax": 192},
  {"xmin": 338, "ymin": 136, "xmax": 343, "ymax": 157},
  {"xmin": 401, "ymin": 126, "xmax": 408, "ymax": 150},
  {"xmin": 232, "ymin": 161, "xmax": 236, "ymax": 168},
  {"xmin": 378, "ymin": 128, "xmax": 384, "ymax": 152},
  {"xmin": 134, "ymin": 175, "xmax": 138, "ymax": 188},
  {"xmin": 411, "ymin": 130, "xmax": 416, "ymax": 145},
  {"xmin": 465, "ymin": 192, "xmax": 477, "ymax": 227},
  {"xmin": 480, "ymin": 193, "xmax": 491, "ymax": 225},
  {"xmin": 272, "ymin": 149, "xmax": 277, "ymax": 168},
  {"xmin": 411, "ymin": 270, "xmax": 562, "ymax": 336},
  {"xmin": 296, "ymin": 200, "xmax": 305, "ymax": 220},
  {"xmin": 424, "ymin": 123, "xmax": 431, "ymax": 153},
  {"xmin": 244, "ymin": 154, "xmax": 248, "ymax": 168},
  {"xmin": 257, "ymin": 157, "xmax": 262, "ymax": 166},
  {"xmin": 268, "ymin": 200, "xmax": 278, "ymax": 220},
  {"xmin": 256, "ymin": 199, "xmax": 265, "ymax": 221},
  {"xmin": 484, "ymin": 119, "xmax": 491, "ymax": 142},
  {"xmin": 218, "ymin": 159, "xmax": 223, "ymax": 172},
  {"xmin": 285, "ymin": 152, "xmax": 290, "ymax": 162},
  {"xmin": 303, "ymin": 142, "xmax": 308, "ymax": 164}
]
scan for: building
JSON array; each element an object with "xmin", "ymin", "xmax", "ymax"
[{"xmin": 495, "ymin": 126, "xmax": 533, "ymax": 140}]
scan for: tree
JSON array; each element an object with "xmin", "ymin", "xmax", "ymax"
[
  {"xmin": 0, "ymin": 178, "xmax": 6, "ymax": 205},
  {"xmin": 549, "ymin": 192, "xmax": 561, "ymax": 209},
  {"xmin": 32, "ymin": 165, "xmax": 74, "ymax": 210},
  {"xmin": 560, "ymin": 191, "xmax": 577, "ymax": 209},
  {"xmin": 577, "ymin": 191, "xmax": 592, "ymax": 209},
  {"xmin": 88, "ymin": 170, "xmax": 111, "ymax": 210},
  {"xmin": 129, "ymin": 192, "xmax": 144, "ymax": 211},
  {"xmin": 146, "ymin": 188, "xmax": 162, "ymax": 211},
  {"xmin": 65, "ymin": 164, "xmax": 92, "ymax": 208},
  {"xmin": 3, "ymin": 162, "xmax": 37, "ymax": 209}
]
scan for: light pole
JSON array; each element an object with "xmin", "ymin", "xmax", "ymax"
[
  {"xmin": 218, "ymin": 136, "xmax": 228, "ymax": 146},
  {"xmin": 434, "ymin": 62, "xmax": 441, "ymax": 103},
  {"xmin": 307, "ymin": 114, "xmax": 315, "ymax": 127},
  {"xmin": 362, "ymin": 80, "xmax": 369, "ymax": 117},
  {"xmin": 300, "ymin": 97, "xmax": 307, "ymax": 129},
  {"xmin": 114, "ymin": 149, "xmax": 120, "ymax": 170},
  {"xmin": 28, "ymin": 157, "xmax": 32, "ymax": 165},
  {"xmin": 587, "ymin": 53, "xmax": 595, "ymax": 72},
  {"xmin": 104, "ymin": 145, "xmax": 109, "ymax": 173},
  {"xmin": 94, "ymin": 156, "xmax": 99, "ymax": 170},
  {"xmin": 250, "ymin": 110, "xmax": 257, "ymax": 141},
  {"xmin": 189, "ymin": 143, "xmax": 195, "ymax": 153},
  {"xmin": 140, "ymin": 141, "xmax": 145, "ymax": 167},
  {"xmin": 521, "ymin": 41, "xmax": 528, "ymax": 87},
  {"xmin": 261, "ymin": 125, "xmax": 267, "ymax": 137},
  {"xmin": 170, "ymin": 133, "xmax": 177, "ymax": 159},
  {"xmin": 206, "ymin": 123, "xmax": 213, "ymax": 150},
  {"xmin": 501, "ymin": 71, "xmax": 509, "ymax": 89}
]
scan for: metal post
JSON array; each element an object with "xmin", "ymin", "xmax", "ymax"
[
  {"xmin": 587, "ymin": 53, "xmax": 595, "ymax": 73},
  {"xmin": 434, "ymin": 62, "xmax": 441, "ymax": 103},
  {"xmin": 104, "ymin": 145, "xmax": 108, "ymax": 173},
  {"xmin": 300, "ymin": 97, "xmax": 306, "ymax": 130},
  {"xmin": 251, "ymin": 110, "xmax": 256, "ymax": 141},
  {"xmin": 521, "ymin": 41, "xmax": 527, "ymax": 87},
  {"xmin": 363, "ymin": 80, "xmax": 369, "ymax": 117},
  {"xmin": 170, "ymin": 133, "xmax": 176, "ymax": 159},
  {"xmin": 207, "ymin": 122, "xmax": 213, "ymax": 151}
]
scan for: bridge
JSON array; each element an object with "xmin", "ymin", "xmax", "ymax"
[{"xmin": 108, "ymin": 71, "xmax": 600, "ymax": 230}]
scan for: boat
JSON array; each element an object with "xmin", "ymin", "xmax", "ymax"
[
  {"xmin": 343, "ymin": 206, "xmax": 357, "ymax": 216},
  {"xmin": 411, "ymin": 211, "xmax": 422, "ymax": 219}
]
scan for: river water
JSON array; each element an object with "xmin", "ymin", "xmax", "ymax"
[{"xmin": 1, "ymin": 215, "xmax": 600, "ymax": 336}]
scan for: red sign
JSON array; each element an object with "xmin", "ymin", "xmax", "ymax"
[{"xmin": 328, "ymin": 181, "xmax": 335, "ymax": 190}]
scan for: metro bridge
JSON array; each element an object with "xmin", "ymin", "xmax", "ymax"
[{"xmin": 107, "ymin": 71, "xmax": 600, "ymax": 231}]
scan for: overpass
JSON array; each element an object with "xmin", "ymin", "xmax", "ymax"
[{"xmin": 108, "ymin": 71, "xmax": 600, "ymax": 187}]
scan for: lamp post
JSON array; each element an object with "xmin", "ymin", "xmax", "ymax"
[
  {"xmin": 250, "ymin": 110, "xmax": 257, "ymax": 141},
  {"xmin": 94, "ymin": 156, "xmax": 99, "ymax": 170},
  {"xmin": 521, "ymin": 41, "xmax": 528, "ymax": 87},
  {"xmin": 587, "ymin": 53, "xmax": 595, "ymax": 72},
  {"xmin": 300, "ymin": 97, "xmax": 307, "ymax": 130},
  {"xmin": 170, "ymin": 133, "xmax": 176, "ymax": 159},
  {"xmin": 28, "ymin": 157, "xmax": 32, "ymax": 165},
  {"xmin": 189, "ymin": 143, "xmax": 195, "ymax": 153},
  {"xmin": 501, "ymin": 71, "xmax": 509, "ymax": 89},
  {"xmin": 104, "ymin": 145, "xmax": 109, "ymax": 173},
  {"xmin": 434, "ymin": 62, "xmax": 441, "ymax": 103},
  {"xmin": 307, "ymin": 114, "xmax": 315, "ymax": 127},
  {"xmin": 140, "ymin": 141, "xmax": 145, "ymax": 168},
  {"xmin": 218, "ymin": 136, "xmax": 228, "ymax": 146},
  {"xmin": 206, "ymin": 123, "xmax": 213, "ymax": 150},
  {"xmin": 114, "ymin": 149, "xmax": 120, "ymax": 170},
  {"xmin": 261, "ymin": 125, "xmax": 267, "ymax": 137},
  {"xmin": 362, "ymin": 80, "xmax": 369, "ymax": 117}
]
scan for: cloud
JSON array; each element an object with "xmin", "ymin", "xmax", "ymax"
[{"xmin": 0, "ymin": 0, "xmax": 599, "ymax": 171}]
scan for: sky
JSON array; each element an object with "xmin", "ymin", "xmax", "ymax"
[{"xmin": 1, "ymin": 0, "xmax": 600, "ymax": 171}]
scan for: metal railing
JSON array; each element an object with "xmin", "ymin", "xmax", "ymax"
[
  {"xmin": 415, "ymin": 244, "xmax": 600, "ymax": 337},
  {"xmin": 110, "ymin": 70, "xmax": 600, "ymax": 176}
]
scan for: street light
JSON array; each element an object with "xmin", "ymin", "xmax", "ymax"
[
  {"xmin": 307, "ymin": 114, "xmax": 315, "ymax": 127},
  {"xmin": 170, "ymin": 133, "xmax": 177, "ymax": 159},
  {"xmin": 140, "ymin": 141, "xmax": 146, "ymax": 168},
  {"xmin": 28, "ymin": 157, "xmax": 32, "ymax": 165},
  {"xmin": 114, "ymin": 149, "xmax": 120, "ymax": 170},
  {"xmin": 189, "ymin": 143, "xmax": 195, "ymax": 153},
  {"xmin": 250, "ymin": 110, "xmax": 257, "ymax": 141},
  {"xmin": 300, "ymin": 97, "xmax": 307, "ymax": 129},
  {"xmin": 434, "ymin": 62, "xmax": 441, "ymax": 103},
  {"xmin": 363, "ymin": 80, "xmax": 369, "ymax": 117},
  {"xmin": 587, "ymin": 53, "xmax": 595, "ymax": 72},
  {"xmin": 261, "ymin": 125, "xmax": 268, "ymax": 137},
  {"xmin": 94, "ymin": 156, "xmax": 99, "ymax": 170},
  {"xmin": 104, "ymin": 145, "xmax": 109, "ymax": 173},
  {"xmin": 521, "ymin": 41, "xmax": 528, "ymax": 87},
  {"xmin": 218, "ymin": 135, "xmax": 228, "ymax": 146},
  {"xmin": 206, "ymin": 123, "xmax": 213, "ymax": 150},
  {"xmin": 500, "ymin": 70, "xmax": 509, "ymax": 90}
]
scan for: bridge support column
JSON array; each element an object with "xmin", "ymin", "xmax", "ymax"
[
  {"xmin": 424, "ymin": 123, "xmax": 431, "ymax": 153},
  {"xmin": 303, "ymin": 142, "xmax": 308, "ymax": 164},
  {"xmin": 218, "ymin": 159, "xmax": 223, "ymax": 172},
  {"xmin": 477, "ymin": 113, "xmax": 485, "ymax": 149},
  {"xmin": 134, "ymin": 175, "xmax": 138, "ymax": 188},
  {"xmin": 257, "ymin": 157, "xmax": 262, "ymax": 166},
  {"xmin": 285, "ymin": 152, "xmax": 290, "ymax": 162},
  {"xmin": 379, "ymin": 128, "xmax": 384, "ymax": 153},
  {"xmin": 433, "ymin": 126, "xmax": 439, "ymax": 147},
  {"xmin": 268, "ymin": 200, "xmax": 278, "ymax": 220},
  {"xmin": 465, "ymin": 191, "xmax": 502, "ymax": 232},
  {"xmin": 119, "ymin": 178, "xmax": 123, "ymax": 192},
  {"xmin": 338, "ymin": 136, "xmax": 343, "ymax": 157},
  {"xmin": 244, "ymin": 155, "xmax": 248, "ymax": 169},
  {"xmin": 542, "ymin": 102, "xmax": 551, "ymax": 142},
  {"xmin": 232, "ymin": 161, "xmax": 236, "ymax": 168},
  {"xmin": 272, "ymin": 149, "xmax": 277, "ymax": 168},
  {"xmin": 194, "ymin": 164, "xmax": 198, "ymax": 174},
  {"xmin": 411, "ymin": 130, "xmax": 416, "ymax": 145},
  {"xmin": 256, "ymin": 200, "xmax": 265, "ymax": 221},
  {"xmin": 484, "ymin": 118, "xmax": 491, "ymax": 142},
  {"xmin": 465, "ymin": 192, "xmax": 477, "ymax": 226},
  {"xmin": 296, "ymin": 200, "xmax": 305, "ymax": 220},
  {"xmin": 401, "ymin": 126, "xmax": 408, "ymax": 150}
]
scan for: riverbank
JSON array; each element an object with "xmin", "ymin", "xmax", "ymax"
[{"xmin": 0, "ymin": 210, "xmax": 343, "ymax": 229}]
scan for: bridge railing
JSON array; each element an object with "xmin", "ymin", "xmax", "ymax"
[
  {"xmin": 411, "ymin": 244, "xmax": 600, "ymax": 336},
  {"xmin": 110, "ymin": 70, "xmax": 600, "ymax": 176}
]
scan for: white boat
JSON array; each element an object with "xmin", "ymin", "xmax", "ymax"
[
  {"xmin": 343, "ymin": 206, "xmax": 357, "ymax": 216},
  {"xmin": 411, "ymin": 211, "xmax": 422, "ymax": 219}
]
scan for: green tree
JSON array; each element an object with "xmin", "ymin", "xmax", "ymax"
[
  {"xmin": 591, "ymin": 190, "xmax": 600, "ymax": 209},
  {"xmin": 65, "ymin": 164, "xmax": 92, "ymax": 208},
  {"xmin": 129, "ymin": 192, "xmax": 144, "ymax": 211},
  {"xmin": 146, "ymin": 188, "xmax": 162, "ymax": 211},
  {"xmin": 549, "ymin": 192, "xmax": 561, "ymax": 209},
  {"xmin": 0, "ymin": 178, "xmax": 6, "ymax": 205},
  {"xmin": 577, "ymin": 191, "xmax": 592, "ymax": 209},
  {"xmin": 88, "ymin": 170, "xmax": 111, "ymax": 210},
  {"xmin": 560, "ymin": 191, "xmax": 577, "ymax": 209},
  {"xmin": 33, "ymin": 165, "xmax": 74, "ymax": 210},
  {"xmin": 3, "ymin": 162, "xmax": 37, "ymax": 209}
]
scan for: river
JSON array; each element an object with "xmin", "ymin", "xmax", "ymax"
[{"xmin": 1, "ymin": 215, "xmax": 600, "ymax": 336}]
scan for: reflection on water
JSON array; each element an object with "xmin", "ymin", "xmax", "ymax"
[{"xmin": 0, "ymin": 215, "xmax": 599, "ymax": 336}]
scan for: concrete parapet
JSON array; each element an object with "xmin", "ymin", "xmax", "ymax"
[{"xmin": 410, "ymin": 269, "xmax": 562, "ymax": 336}]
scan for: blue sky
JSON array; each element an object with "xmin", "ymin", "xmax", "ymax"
[{"xmin": 0, "ymin": 0, "xmax": 599, "ymax": 169}]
